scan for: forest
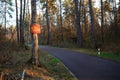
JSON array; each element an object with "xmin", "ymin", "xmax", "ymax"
[
  {"xmin": 0, "ymin": 0, "xmax": 120, "ymax": 79},
  {"xmin": 0, "ymin": 0, "xmax": 120, "ymax": 53}
]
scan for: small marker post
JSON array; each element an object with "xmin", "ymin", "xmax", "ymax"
[{"xmin": 98, "ymin": 48, "xmax": 100, "ymax": 55}]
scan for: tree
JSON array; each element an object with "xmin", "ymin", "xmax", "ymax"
[
  {"xmin": 0, "ymin": 0, "xmax": 13, "ymax": 35},
  {"xmin": 101, "ymin": 0, "xmax": 104, "ymax": 43},
  {"xmin": 74, "ymin": 0, "xmax": 82, "ymax": 47},
  {"xmin": 25, "ymin": 0, "xmax": 31, "ymax": 44},
  {"xmin": 113, "ymin": 0, "xmax": 119, "ymax": 41},
  {"xmin": 4, "ymin": 0, "xmax": 6, "ymax": 34},
  {"xmin": 15, "ymin": 0, "xmax": 19, "ymax": 43},
  {"xmin": 46, "ymin": 0, "xmax": 50, "ymax": 45},
  {"xmin": 31, "ymin": 0, "xmax": 39, "ymax": 66},
  {"xmin": 40, "ymin": 0, "xmax": 57, "ymax": 45},
  {"xmin": 83, "ymin": 0, "xmax": 87, "ymax": 34},
  {"xmin": 88, "ymin": 0, "xmax": 97, "ymax": 48},
  {"xmin": 22, "ymin": 0, "xmax": 26, "ymax": 42},
  {"xmin": 20, "ymin": 0, "xmax": 24, "ymax": 44},
  {"xmin": 59, "ymin": 0, "xmax": 63, "ymax": 41}
]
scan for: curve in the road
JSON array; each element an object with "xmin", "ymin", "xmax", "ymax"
[{"xmin": 39, "ymin": 46, "xmax": 120, "ymax": 80}]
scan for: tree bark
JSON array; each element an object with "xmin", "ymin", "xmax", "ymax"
[
  {"xmin": 88, "ymin": 0, "xmax": 97, "ymax": 48},
  {"xmin": 31, "ymin": 0, "xmax": 39, "ymax": 66},
  {"xmin": 5, "ymin": 1, "xmax": 7, "ymax": 39},
  {"xmin": 74, "ymin": 0, "xmax": 82, "ymax": 48},
  {"xmin": 59, "ymin": 0, "xmax": 63, "ymax": 41},
  {"xmin": 101, "ymin": 0, "xmax": 104, "ymax": 43},
  {"xmin": 20, "ymin": 0, "xmax": 24, "ymax": 44},
  {"xmin": 46, "ymin": 0, "xmax": 50, "ymax": 45},
  {"xmin": 113, "ymin": 0, "xmax": 118, "ymax": 41},
  {"xmin": 15, "ymin": 0, "xmax": 19, "ymax": 43},
  {"xmin": 21, "ymin": 0, "xmax": 26, "ymax": 43}
]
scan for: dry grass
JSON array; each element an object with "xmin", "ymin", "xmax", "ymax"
[
  {"xmin": 0, "ymin": 40, "xmax": 75, "ymax": 80},
  {"xmin": 39, "ymin": 50, "xmax": 75, "ymax": 80},
  {"xmin": 69, "ymin": 47, "xmax": 120, "ymax": 63},
  {"xmin": 0, "ymin": 30, "xmax": 75, "ymax": 80},
  {"xmin": 0, "ymin": 40, "xmax": 55, "ymax": 80}
]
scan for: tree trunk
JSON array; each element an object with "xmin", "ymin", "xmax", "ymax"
[
  {"xmin": 20, "ymin": 0, "xmax": 24, "ymax": 44},
  {"xmin": 46, "ymin": 0, "xmax": 50, "ymax": 45},
  {"xmin": 88, "ymin": 0, "xmax": 97, "ymax": 48},
  {"xmin": 26, "ymin": 0, "xmax": 30, "ymax": 44},
  {"xmin": 15, "ymin": 0, "xmax": 20, "ymax": 43},
  {"xmin": 83, "ymin": 0, "xmax": 86, "ymax": 33},
  {"xmin": 59, "ymin": 0, "xmax": 63, "ymax": 41},
  {"xmin": 74, "ymin": 0, "xmax": 82, "ymax": 48},
  {"xmin": 113, "ymin": 0, "xmax": 118, "ymax": 41},
  {"xmin": 101, "ymin": 0, "xmax": 104, "ymax": 43},
  {"xmin": 5, "ymin": 1, "xmax": 7, "ymax": 39},
  {"xmin": 31, "ymin": 0, "xmax": 39, "ymax": 66},
  {"xmin": 22, "ymin": 0, "xmax": 26, "ymax": 41}
]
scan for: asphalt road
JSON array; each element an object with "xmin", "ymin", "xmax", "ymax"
[{"xmin": 39, "ymin": 46, "xmax": 120, "ymax": 80}]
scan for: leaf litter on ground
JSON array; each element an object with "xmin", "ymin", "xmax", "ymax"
[{"xmin": 0, "ymin": 44, "xmax": 55, "ymax": 80}]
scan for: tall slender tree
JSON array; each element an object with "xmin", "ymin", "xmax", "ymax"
[
  {"xmin": 0, "ymin": 0, "xmax": 13, "ymax": 27},
  {"xmin": 26, "ymin": 0, "xmax": 31, "ymax": 44},
  {"xmin": 20, "ymin": 0, "xmax": 24, "ymax": 44},
  {"xmin": 15, "ymin": 0, "xmax": 19, "ymax": 43},
  {"xmin": 74, "ymin": 0, "xmax": 82, "ymax": 47},
  {"xmin": 83, "ymin": 0, "xmax": 88, "ymax": 34},
  {"xmin": 113, "ymin": 0, "xmax": 118, "ymax": 41},
  {"xmin": 59, "ymin": 0, "xmax": 63, "ymax": 41},
  {"xmin": 31, "ymin": 0, "xmax": 39, "ymax": 66},
  {"xmin": 4, "ymin": 0, "xmax": 7, "ymax": 37},
  {"xmin": 88, "ymin": 0, "xmax": 97, "ymax": 48},
  {"xmin": 0, "ymin": 0, "xmax": 13, "ymax": 39},
  {"xmin": 101, "ymin": 0, "xmax": 104, "ymax": 43},
  {"xmin": 46, "ymin": 0, "xmax": 50, "ymax": 45},
  {"xmin": 21, "ymin": 0, "xmax": 26, "ymax": 43}
]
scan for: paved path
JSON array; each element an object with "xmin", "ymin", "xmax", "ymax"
[{"xmin": 39, "ymin": 46, "xmax": 120, "ymax": 80}]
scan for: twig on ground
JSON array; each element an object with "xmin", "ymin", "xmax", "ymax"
[
  {"xmin": 0, "ymin": 72, "xmax": 4, "ymax": 80},
  {"xmin": 21, "ymin": 70, "xmax": 25, "ymax": 80}
]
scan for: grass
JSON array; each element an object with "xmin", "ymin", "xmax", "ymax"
[
  {"xmin": 99, "ymin": 52, "xmax": 120, "ymax": 62},
  {"xmin": 0, "ymin": 49, "xmax": 53, "ymax": 80},
  {"xmin": 69, "ymin": 48, "xmax": 120, "ymax": 63},
  {"xmin": 39, "ymin": 49, "xmax": 76, "ymax": 80},
  {"xmin": 0, "ymin": 43, "xmax": 76, "ymax": 80}
]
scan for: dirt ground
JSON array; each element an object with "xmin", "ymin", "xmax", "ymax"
[{"xmin": 0, "ymin": 49, "xmax": 55, "ymax": 80}]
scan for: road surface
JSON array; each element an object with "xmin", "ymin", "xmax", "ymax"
[{"xmin": 39, "ymin": 46, "xmax": 120, "ymax": 80}]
